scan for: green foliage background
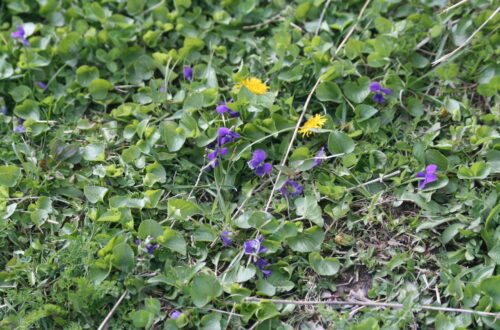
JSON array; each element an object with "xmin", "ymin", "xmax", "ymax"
[{"xmin": 0, "ymin": 0, "xmax": 499, "ymax": 329}]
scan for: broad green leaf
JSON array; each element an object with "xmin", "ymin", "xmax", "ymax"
[
  {"xmin": 407, "ymin": 98, "xmax": 424, "ymax": 117},
  {"xmin": 479, "ymin": 276, "xmax": 500, "ymax": 305},
  {"xmin": 0, "ymin": 55, "xmax": 14, "ymax": 79},
  {"xmin": 425, "ymin": 150, "xmax": 448, "ymax": 170},
  {"xmin": 316, "ymin": 81, "xmax": 342, "ymax": 102},
  {"xmin": 355, "ymin": 104, "xmax": 378, "ymax": 122},
  {"xmin": 328, "ymin": 131, "xmax": 355, "ymax": 154},
  {"xmin": 88, "ymin": 78, "xmax": 113, "ymax": 100},
  {"xmin": 163, "ymin": 123, "xmax": 186, "ymax": 152},
  {"xmin": 81, "ymin": 143, "xmax": 105, "ymax": 161},
  {"xmin": 286, "ymin": 226, "xmax": 324, "ymax": 252},
  {"xmin": 353, "ymin": 317, "xmax": 379, "ymax": 330},
  {"xmin": 168, "ymin": 199, "xmax": 200, "ymax": 220},
  {"xmin": 14, "ymin": 99, "xmax": 40, "ymax": 120},
  {"xmin": 111, "ymin": 242, "xmax": 134, "ymax": 273},
  {"xmin": 190, "ymin": 274, "xmax": 222, "ymax": 307},
  {"xmin": 97, "ymin": 209, "xmax": 122, "ymax": 222},
  {"xmin": 9, "ymin": 85, "xmax": 31, "ymax": 102},
  {"xmin": 457, "ymin": 162, "xmax": 491, "ymax": 179},
  {"xmin": 76, "ymin": 65, "xmax": 99, "ymax": 86},
  {"xmin": 295, "ymin": 196, "xmax": 323, "ymax": 227},
  {"xmin": 255, "ymin": 279, "xmax": 276, "ymax": 296},
  {"xmin": 308, "ymin": 252, "xmax": 340, "ymax": 276},
  {"xmin": 83, "ymin": 186, "xmax": 108, "ymax": 203},
  {"xmin": 138, "ymin": 220, "xmax": 163, "ymax": 239},
  {"xmin": 255, "ymin": 301, "xmax": 280, "ymax": 321},
  {"xmin": 0, "ymin": 166, "xmax": 22, "ymax": 187},
  {"xmin": 121, "ymin": 145, "xmax": 141, "ymax": 163},
  {"xmin": 158, "ymin": 228, "xmax": 186, "ymax": 255},
  {"xmin": 435, "ymin": 313, "xmax": 454, "ymax": 330},
  {"xmin": 130, "ymin": 310, "xmax": 154, "ymax": 328},
  {"xmin": 342, "ymin": 76, "xmax": 370, "ymax": 103}
]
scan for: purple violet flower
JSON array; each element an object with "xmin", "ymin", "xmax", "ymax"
[
  {"xmin": 248, "ymin": 150, "xmax": 266, "ymax": 169},
  {"xmin": 255, "ymin": 163, "xmax": 272, "ymax": 176},
  {"xmin": 312, "ymin": 147, "xmax": 325, "ymax": 168},
  {"xmin": 1, "ymin": 107, "xmax": 7, "ymax": 115},
  {"xmin": 280, "ymin": 180, "xmax": 303, "ymax": 197},
  {"xmin": 255, "ymin": 258, "xmax": 272, "ymax": 277},
  {"xmin": 183, "ymin": 67, "xmax": 193, "ymax": 81},
  {"xmin": 37, "ymin": 82, "xmax": 47, "ymax": 89},
  {"xmin": 207, "ymin": 146, "xmax": 229, "ymax": 168},
  {"xmin": 170, "ymin": 310, "xmax": 182, "ymax": 320},
  {"xmin": 159, "ymin": 87, "xmax": 166, "ymax": 92},
  {"xmin": 244, "ymin": 236, "xmax": 268, "ymax": 255},
  {"xmin": 248, "ymin": 149, "xmax": 272, "ymax": 176},
  {"xmin": 206, "ymin": 128, "xmax": 240, "ymax": 168},
  {"xmin": 218, "ymin": 127, "xmax": 240, "ymax": 146},
  {"xmin": 10, "ymin": 25, "xmax": 30, "ymax": 46},
  {"xmin": 135, "ymin": 240, "xmax": 141, "ymax": 246},
  {"xmin": 216, "ymin": 99, "xmax": 239, "ymax": 118},
  {"xmin": 13, "ymin": 122, "xmax": 26, "ymax": 133},
  {"xmin": 220, "ymin": 231, "xmax": 233, "ymax": 246},
  {"xmin": 145, "ymin": 244, "xmax": 159, "ymax": 255},
  {"xmin": 416, "ymin": 164, "xmax": 438, "ymax": 189},
  {"xmin": 370, "ymin": 82, "xmax": 392, "ymax": 103}
]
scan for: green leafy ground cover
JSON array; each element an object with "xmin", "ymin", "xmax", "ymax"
[{"xmin": 1, "ymin": 0, "xmax": 499, "ymax": 329}]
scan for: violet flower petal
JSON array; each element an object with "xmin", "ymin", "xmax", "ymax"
[
  {"xmin": 183, "ymin": 67, "xmax": 193, "ymax": 81},
  {"xmin": 372, "ymin": 93, "xmax": 385, "ymax": 103},
  {"xmin": 248, "ymin": 149, "xmax": 267, "ymax": 169},
  {"xmin": 170, "ymin": 310, "xmax": 182, "ymax": 320},
  {"xmin": 262, "ymin": 269, "xmax": 272, "ymax": 277},
  {"xmin": 380, "ymin": 87, "xmax": 392, "ymax": 95},
  {"xmin": 426, "ymin": 164, "xmax": 438, "ymax": 175},
  {"xmin": 369, "ymin": 82, "xmax": 382, "ymax": 92}
]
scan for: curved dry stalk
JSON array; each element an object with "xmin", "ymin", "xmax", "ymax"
[
  {"xmin": 441, "ymin": 0, "xmax": 469, "ymax": 14},
  {"xmin": 244, "ymin": 297, "xmax": 500, "ymax": 318},
  {"xmin": 432, "ymin": 6, "xmax": 500, "ymax": 66},
  {"xmin": 315, "ymin": 0, "xmax": 333, "ymax": 36},
  {"xmin": 97, "ymin": 290, "xmax": 128, "ymax": 330}
]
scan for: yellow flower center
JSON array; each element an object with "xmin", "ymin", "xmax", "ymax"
[
  {"xmin": 299, "ymin": 114, "xmax": 327, "ymax": 137},
  {"xmin": 238, "ymin": 78, "xmax": 268, "ymax": 95}
]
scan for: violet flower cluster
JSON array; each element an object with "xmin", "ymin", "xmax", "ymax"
[
  {"xmin": 135, "ymin": 239, "xmax": 159, "ymax": 255},
  {"xmin": 244, "ymin": 236, "xmax": 272, "ymax": 277},
  {"xmin": 216, "ymin": 99, "xmax": 239, "ymax": 118},
  {"xmin": 220, "ymin": 231, "xmax": 233, "ymax": 246},
  {"xmin": 312, "ymin": 146, "xmax": 325, "ymax": 168},
  {"xmin": 248, "ymin": 149, "xmax": 272, "ymax": 176},
  {"xmin": 183, "ymin": 67, "xmax": 193, "ymax": 81},
  {"xmin": 280, "ymin": 180, "xmax": 303, "ymax": 197},
  {"xmin": 370, "ymin": 82, "xmax": 392, "ymax": 103},
  {"xmin": 416, "ymin": 164, "xmax": 438, "ymax": 189},
  {"xmin": 14, "ymin": 119, "xmax": 25, "ymax": 133},
  {"xmin": 11, "ymin": 25, "xmax": 30, "ymax": 46},
  {"xmin": 170, "ymin": 310, "xmax": 182, "ymax": 320},
  {"xmin": 207, "ymin": 127, "xmax": 240, "ymax": 168}
]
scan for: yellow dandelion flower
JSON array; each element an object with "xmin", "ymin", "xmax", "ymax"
[
  {"xmin": 299, "ymin": 114, "xmax": 327, "ymax": 137},
  {"xmin": 236, "ymin": 77, "xmax": 268, "ymax": 95}
]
